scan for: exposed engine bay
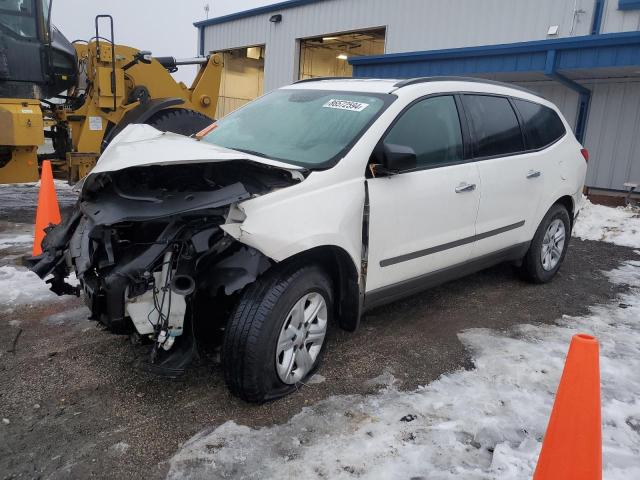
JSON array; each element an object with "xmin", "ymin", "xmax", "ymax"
[{"xmin": 27, "ymin": 160, "xmax": 302, "ymax": 375}]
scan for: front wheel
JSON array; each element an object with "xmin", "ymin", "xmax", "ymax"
[
  {"xmin": 520, "ymin": 203, "xmax": 571, "ymax": 283},
  {"xmin": 222, "ymin": 264, "xmax": 333, "ymax": 402}
]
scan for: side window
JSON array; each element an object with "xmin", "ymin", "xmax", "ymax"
[
  {"xmin": 384, "ymin": 95, "xmax": 463, "ymax": 169},
  {"xmin": 513, "ymin": 99, "xmax": 566, "ymax": 149},
  {"xmin": 463, "ymin": 95, "xmax": 524, "ymax": 158}
]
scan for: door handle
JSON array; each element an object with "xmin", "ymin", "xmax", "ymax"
[
  {"xmin": 455, "ymin": 182, "xmax": 476, "ymax": 193},
  {"xmin": 526, "ymin": 170, "xmax": 541, "ymax": 179}
]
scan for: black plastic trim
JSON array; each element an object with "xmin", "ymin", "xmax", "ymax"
[
  {"xmin": 294, "ymin": 76, "xmax": 353, "ymax": 84},
  {"xmin": 365, "ymin": 242, "xmax": 530, "ymax": 311},
  {"xmin": 380, "ymin": 220, "xmax": 525, "ymax": 267}
]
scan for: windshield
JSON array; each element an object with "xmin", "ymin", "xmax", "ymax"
[
  {"xmin": 203, "ymin": 89, "xmax": 393, "ymax": 168},
  {"xmin": 0, "ymin": 0, "xmax": 36, "ymax": 38}
]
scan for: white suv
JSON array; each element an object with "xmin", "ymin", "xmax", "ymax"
[{"xmin": 30, "ymin": 77, "xmax": 587, "ymax": 402}]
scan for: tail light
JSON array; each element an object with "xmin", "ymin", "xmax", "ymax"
[{"xmin": 580, "ymin": 148, "xmax": 589, "ymax": 163}]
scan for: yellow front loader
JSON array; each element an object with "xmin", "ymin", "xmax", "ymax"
[{"xmin": 0, "ymin": 7, "xmax": 221, "ymax": 183}]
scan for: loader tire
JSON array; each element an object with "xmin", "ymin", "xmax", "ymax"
[{"xmin": 146, "ymin": 108, "xmax": 213, "ymax": 137}]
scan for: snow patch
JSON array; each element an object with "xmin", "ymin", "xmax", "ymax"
[
  {"xmin": 365, "ymin": 367, "xmax": 397, "ymax": 388},
  {"xmin": 0, "ymin": 234, "xmax": 32, "ymax": 249},
  {"xmin": 109, "ymin": 442, "xmax": 130, "ymax": 455},
  {"xmin": 0, "ymin": 266, "xmax": 76, "ymax": 311},
  {"xmin": 573, "ymin": 200, "xmax": 640, "ymax": 247},
  {"xmin": 167, "ymin": 261, "xmax": 640, "ymax": 480}
]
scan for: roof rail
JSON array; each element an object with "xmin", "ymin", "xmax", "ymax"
[
  {"xmin": 293, "ymin": 76, "xmax": 354, "ymax": 84},
  {"xmin": 393, "ymin": 76, "xmax": 538, "ymax": 95}
]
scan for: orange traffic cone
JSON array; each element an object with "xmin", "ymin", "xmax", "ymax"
[
  {"xmin": 533, "ymin": 333, "xmax": 601, "ymax": 480},
  {"xmin": 32, "ymin": 161, "xmax": 61, "ymax": 256}
]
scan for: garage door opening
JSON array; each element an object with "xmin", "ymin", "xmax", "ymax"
[
  {"xmin": 216, "ymin": 45, "xmax": 265, "ymax": 118},
  {"xmin": 298, "ymin": 28, "xmax": 385, "ymax": 80}
]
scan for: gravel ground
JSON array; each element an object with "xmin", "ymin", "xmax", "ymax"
[{"xmin": 0, "ymin": 185, "xmax": 637, "ymax": 479}]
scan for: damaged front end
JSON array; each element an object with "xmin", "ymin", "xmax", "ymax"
[{"xmin": 28, "ymin": 156, "xmax": 302, "ymax": 375}]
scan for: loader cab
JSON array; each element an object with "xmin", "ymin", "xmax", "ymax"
[{"xmin": 0, "ymin": 0, "xmax": 76, "ymax": 99}]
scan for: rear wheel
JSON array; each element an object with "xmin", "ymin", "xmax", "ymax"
[
  {"xmin": 520, "ymin": 203, "xmax": 571, "ymax": 283},
  {"xmin": 146, "ymin": 108, "xmax": 213, "ymax": 136},
  {"xmin": 222, "ymin": 264, "xmax": 333, "ymax": 402}
]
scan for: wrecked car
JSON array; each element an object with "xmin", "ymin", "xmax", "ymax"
[{"xmin": 29, "ymin": 78, "xmax": 586, "ymax": 402}]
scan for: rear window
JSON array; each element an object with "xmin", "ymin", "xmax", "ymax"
[
  {"xmin": 462, "ymin": 95, "xmax": 524, "ymax": 158},
  {"xmin": 513, "ymin": 99, "xmax": 566, "ymax": 149}
]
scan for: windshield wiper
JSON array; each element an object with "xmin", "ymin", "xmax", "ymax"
[
  {"xmin": 230, "ymin": 147, "xmax": 311, "ymax": 173},
  {"xmin": 231, "ymin": 147, "xmax": 271, "ymax": 159}
]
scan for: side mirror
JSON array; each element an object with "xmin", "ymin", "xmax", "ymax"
[{"xmin": 379, "ymin": 143, "xmax": 417, "ymax": 174}]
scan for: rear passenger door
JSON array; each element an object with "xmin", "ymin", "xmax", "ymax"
[
  {"xmin": 366, "ymin": 95, "xmax": 480, "ymax": 294},
  {"xmin": 462, "ymin": 94, "xmax": 544, "ymax": 257}
]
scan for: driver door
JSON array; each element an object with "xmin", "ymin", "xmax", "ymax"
[{"xmin": 365, "ymin": 95, "xmax": 481, "ymax": 301}]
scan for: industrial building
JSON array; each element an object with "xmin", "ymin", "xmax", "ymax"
[{"xmin": 194, "ymin": 0, "xmax": 640, "ymax": 195}]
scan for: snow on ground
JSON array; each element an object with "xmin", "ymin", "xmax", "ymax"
[
  {"xmin": 167, "ymin": 204, "xmax": 640, "ymax": 480},
  {"xmin": 573, "ymin": 199, "xmax": 640, "ymax": 248},
  {"xmin": 167, "ymin": 261, "xmax": 640, "ymax": 480},
  {"xmin": 0, "ymin": 266, "xmax": 77, "ymax": 312},
  {"xmin": 0, "ymin": 180, "xmax": 77, "ymax": 220},
  {"xmin": 0, "ymin": 234, "xmax": 32, "ymax": 249}
]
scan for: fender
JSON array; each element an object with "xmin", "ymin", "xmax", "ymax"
[{"xmin": 101, "ymin": 97, "xmax": 185, "ymax": 149}]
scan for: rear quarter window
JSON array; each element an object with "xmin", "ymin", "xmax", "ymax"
[{"xmin": 513, "ymin": 99, "xmax": 566, "ymax": 150}]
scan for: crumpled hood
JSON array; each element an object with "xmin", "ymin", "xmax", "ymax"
[{"xmin": 92, "ymin": 124, "xmax": 305, "ymax": 175}]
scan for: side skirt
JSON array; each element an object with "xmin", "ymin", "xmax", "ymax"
[{"xmin": 363, "ymin": 242, "xmax": 530, "ymax": 311}]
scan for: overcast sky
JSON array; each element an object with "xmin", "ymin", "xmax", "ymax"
[{"xmin": 52, "ymin": 1, "xmax": 275, "ymax": 83}]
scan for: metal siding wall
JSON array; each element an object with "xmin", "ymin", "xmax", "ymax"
[
  {"xmin": 584, "ymin": 81, "xmax": 640, "ymax": 190},
  {"xmin": 203, "ymin": 0, "xmax": 594, "ymax": 90},
  {"xmin": 601, "ymin": 0, "xmax": 640, "ymax": 32},
  {"xmin": 201, "ymin": 0, "xmax": 640, "ymax": 192}
]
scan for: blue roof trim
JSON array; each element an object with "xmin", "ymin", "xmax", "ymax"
[
  {"xmin": 194, "ymin": 0, "xmax": 326, "ymax": 27},
  {"xmin": 619, "ymin": 0, "xmax": 640, "ymax": 10},
  {"xmin": 349, "ymin": 31, "xmax": 640, "ymax": 66},
  {"xmin": 350, "ymin": 32, "xmax": 640, "ymax": 83}
]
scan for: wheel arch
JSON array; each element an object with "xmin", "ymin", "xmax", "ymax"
[
  {"xmin": 555, "ymin": 195, "xmax": 575, "ymax": 228},
  {"xmin": 276, "ymin": 245, "xmax": 361, "ymax": 332}
]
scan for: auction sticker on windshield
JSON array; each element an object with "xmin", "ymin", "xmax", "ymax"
[{"xmin": 323, "ymin": 99, "xmax": 369, "ymax": 112}]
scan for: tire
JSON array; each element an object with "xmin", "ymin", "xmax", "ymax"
[
  {"xmin": 146, "ymin": 108, "xmax": 213, "ymax": 137},
  {"xmin": 520, "ymin": 203, "xmax": 571, "ymax": 283},
  {"xmin": 222, "ymin": 264, "xmax": 333, "ymax": 402}
]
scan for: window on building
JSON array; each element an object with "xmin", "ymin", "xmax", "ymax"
[
  {"xmin": 384, "ymin": 95, "xmax": 463, "ymax": 169},
  {"xmin": 463, "ymin": 95, "xmax": 524, "ymax": 158},
  {"xmin": 215, "ymin": 45, "xmax": 265, "ymax": 118},
  {"xmin": 298, "ymin": 28, "xmax": 385, "ymax": 80},
  {"xmin": 513, "ymin": 99, "xmax": 566, "ymax": 149}
]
